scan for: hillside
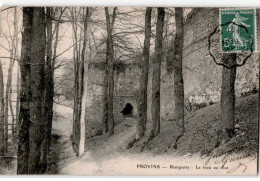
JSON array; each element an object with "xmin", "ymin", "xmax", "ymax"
[{"xmin": 128, "ymin": 93, "xmax": 258, "ymax": 156}]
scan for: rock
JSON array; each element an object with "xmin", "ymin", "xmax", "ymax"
[{"xmin": 234, "ymin": 124, "xmax": 240, "ymax": 129}]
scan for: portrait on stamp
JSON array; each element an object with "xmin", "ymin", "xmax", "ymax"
[{"xmin": 220, "ymin": 9, "xmax": 256, "ymax": 53}]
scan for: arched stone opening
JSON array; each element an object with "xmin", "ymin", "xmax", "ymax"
[{"xmin": 121, "ymin": 103, "xmax": 133, "ymax": 117}]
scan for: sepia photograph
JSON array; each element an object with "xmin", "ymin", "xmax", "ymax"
[{"xmin": 0, "ymin": 4, "xmax": 259, "ymax": 176}]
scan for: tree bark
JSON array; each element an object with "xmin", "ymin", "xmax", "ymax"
[
  {"xmin": 70, "ymin": 8, "xmax": 88, "ymax": 154},
  {"xmin": 8, "ymin": 7, "xmax": 19, "ymax": 137},
  {"xmin": 219, "ymin": 53, "xmax": 237, "ymax": 144},
  {"xmin": 0, "ymin": 62, "xmax": 5, "ymax": 156},
  {"xmin": 27, "ymin": 7, "xmax": 46, "ymax": 174},
  {"xmin": 103, "ymin": 7, "xmax": 116, "ymax": 136},
  {"xmin": 14, "ymin": 7, "xmax": 20, "ymax": 134},
  {"xmin": 39, "ymin": 7, "xmax": 54, "ymax": 173},
  {"xmin": 16, "ymin": 63, "xmax": 20, "ymax": 134},
  {"xmin": 9, "ymin": 73, "xmax": 15, "ymax": 136},
  {"xmin": 173, "ymin": 8, "xmax": 185, "ymax": 136},
  {"xmin": 137, "ymin": 7, "xmax": 152, "ymax": 139},
  {"xmin": 4, "ymin": 58, "xmax": 15, "ymax": 153},
  {"xmin": 17, "ymin": 7, "xmax": 33, "ymax": 175},
  {"xmin": 78, "ymin": 7, "xmax": 91, "ymax": 156},
  {"xmin": 150, "ymin": 8, "xmax": 165, "ymax": 138},
  {"xmin": 77, "ymin": 30, "xmax": 84, "ymax": 153},
  {"xmin": 71, "ymin": 8, "xmax": 82, "ymax": 145}
]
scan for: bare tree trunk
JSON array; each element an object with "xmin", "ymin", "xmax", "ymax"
[
  {"xmin": 77, "ymin": 54, "xmax": 84, "ymax": 153},
  {"xmin": 9, "ymin": 74, "xmax": 15, "ymax": 136},
  {"xmin": 173, "ymin": 8, "xmax": 185, "ymax": 137},
  {"xmin": 71, "ymin": 8, "xmax": 77, "ymax": 144},
  {"xmin": 72, "ymin": 51, "xmax": 79, "ymax": 145},
  {"xmin": 219, "ymin": 53, "xmax": 237, "ymax": 144},
  {"xmin": 104, "ymin": 7, "xmax": 116, "ymax": 136},
  {"xmin": 27, "ymin": 7, "xmax": 46, "ymax": 174},
  {"xmin": 0, "ymin": 62, "xmax": 5, "ymax": 156},
  {"xmin": 137, "ymin": 7, "xmax": 152, "ymax": 139},
  {"xmin": 13, "ymin": 7, "xmax": 20, "ymax": 134},
  {"xmin": 39, "ymin": 7, "xmax": 54, "ymax": 173},
  {"xmin": 17, "ymin": 7, "xmax": 33, "ymax": 175},
  {"xmin": 77, "ymin": 27, "xmax": 84, "ymax": 153},
  {"xmin": 4, "ymin": 58, "xmax": 15, "ymax": 153},
  {"xmin": 16, "ymin": 65, "xmax": 20, "ymax": 134},
  {"xmin": 78, "ymin": 7, "xmax": 91, "ymax": 156},
  {"xmin": 71, "ymin": 8, "xmax": 81, "ymax": 145},
  {"xmin": 11, "ymin": 7, "xmax": 19, "ymax": 136},
  {"xmin": 71, "ymin": 8, "xmax": 86, "ymax": 153},
  {"xmin": 102, "ymin": 76, "xmax": 108, "ymax": 134},
  {"xmin": 150, "ymin": 8, "xmax": 165, "ymax": 138},
  {"xmin": 103, "ymin": 7, "xmax": 117, "ymax": 135}
]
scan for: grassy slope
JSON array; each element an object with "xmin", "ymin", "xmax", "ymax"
[{"xmin": 129, "ymin": 94, "xmax": 258, "ymax": 156}]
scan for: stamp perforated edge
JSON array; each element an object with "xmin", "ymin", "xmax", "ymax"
[{"xmin": 219, "ymin": 8, "xmax": 257, "ymax": 54}]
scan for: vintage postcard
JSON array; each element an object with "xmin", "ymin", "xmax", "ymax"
[{"xmin": 0, "ymin": 6, "xmax": 259, "ymax": 176}]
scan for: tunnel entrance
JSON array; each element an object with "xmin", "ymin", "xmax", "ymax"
[{"xmin": 121, "ymin": 103, "xmax": 133, "ymax": 117}]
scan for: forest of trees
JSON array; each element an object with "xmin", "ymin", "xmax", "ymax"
[{"xmin": 0, "ymin": 7, "xmax": 249, "ymax": 174}]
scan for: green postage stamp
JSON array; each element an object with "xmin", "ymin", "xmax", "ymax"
[{"xmin": 220, "ymin": 9, "xmax": 256, "ymax": 53}]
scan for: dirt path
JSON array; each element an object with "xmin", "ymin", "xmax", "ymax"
[
  {"xmin": 59, "ymin": 117, "xmax": 136, "ymax": 175},
  {"xmin": 50, "ymin": 104, "xmax": 137, "ymax": 175},
  {"xmin": 52, "ymin": 104, "xmax": 73, "ymax": 136},
  {"xmin": 47, "ymin": 104, "xmax": 76, "ymax": 174}
]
